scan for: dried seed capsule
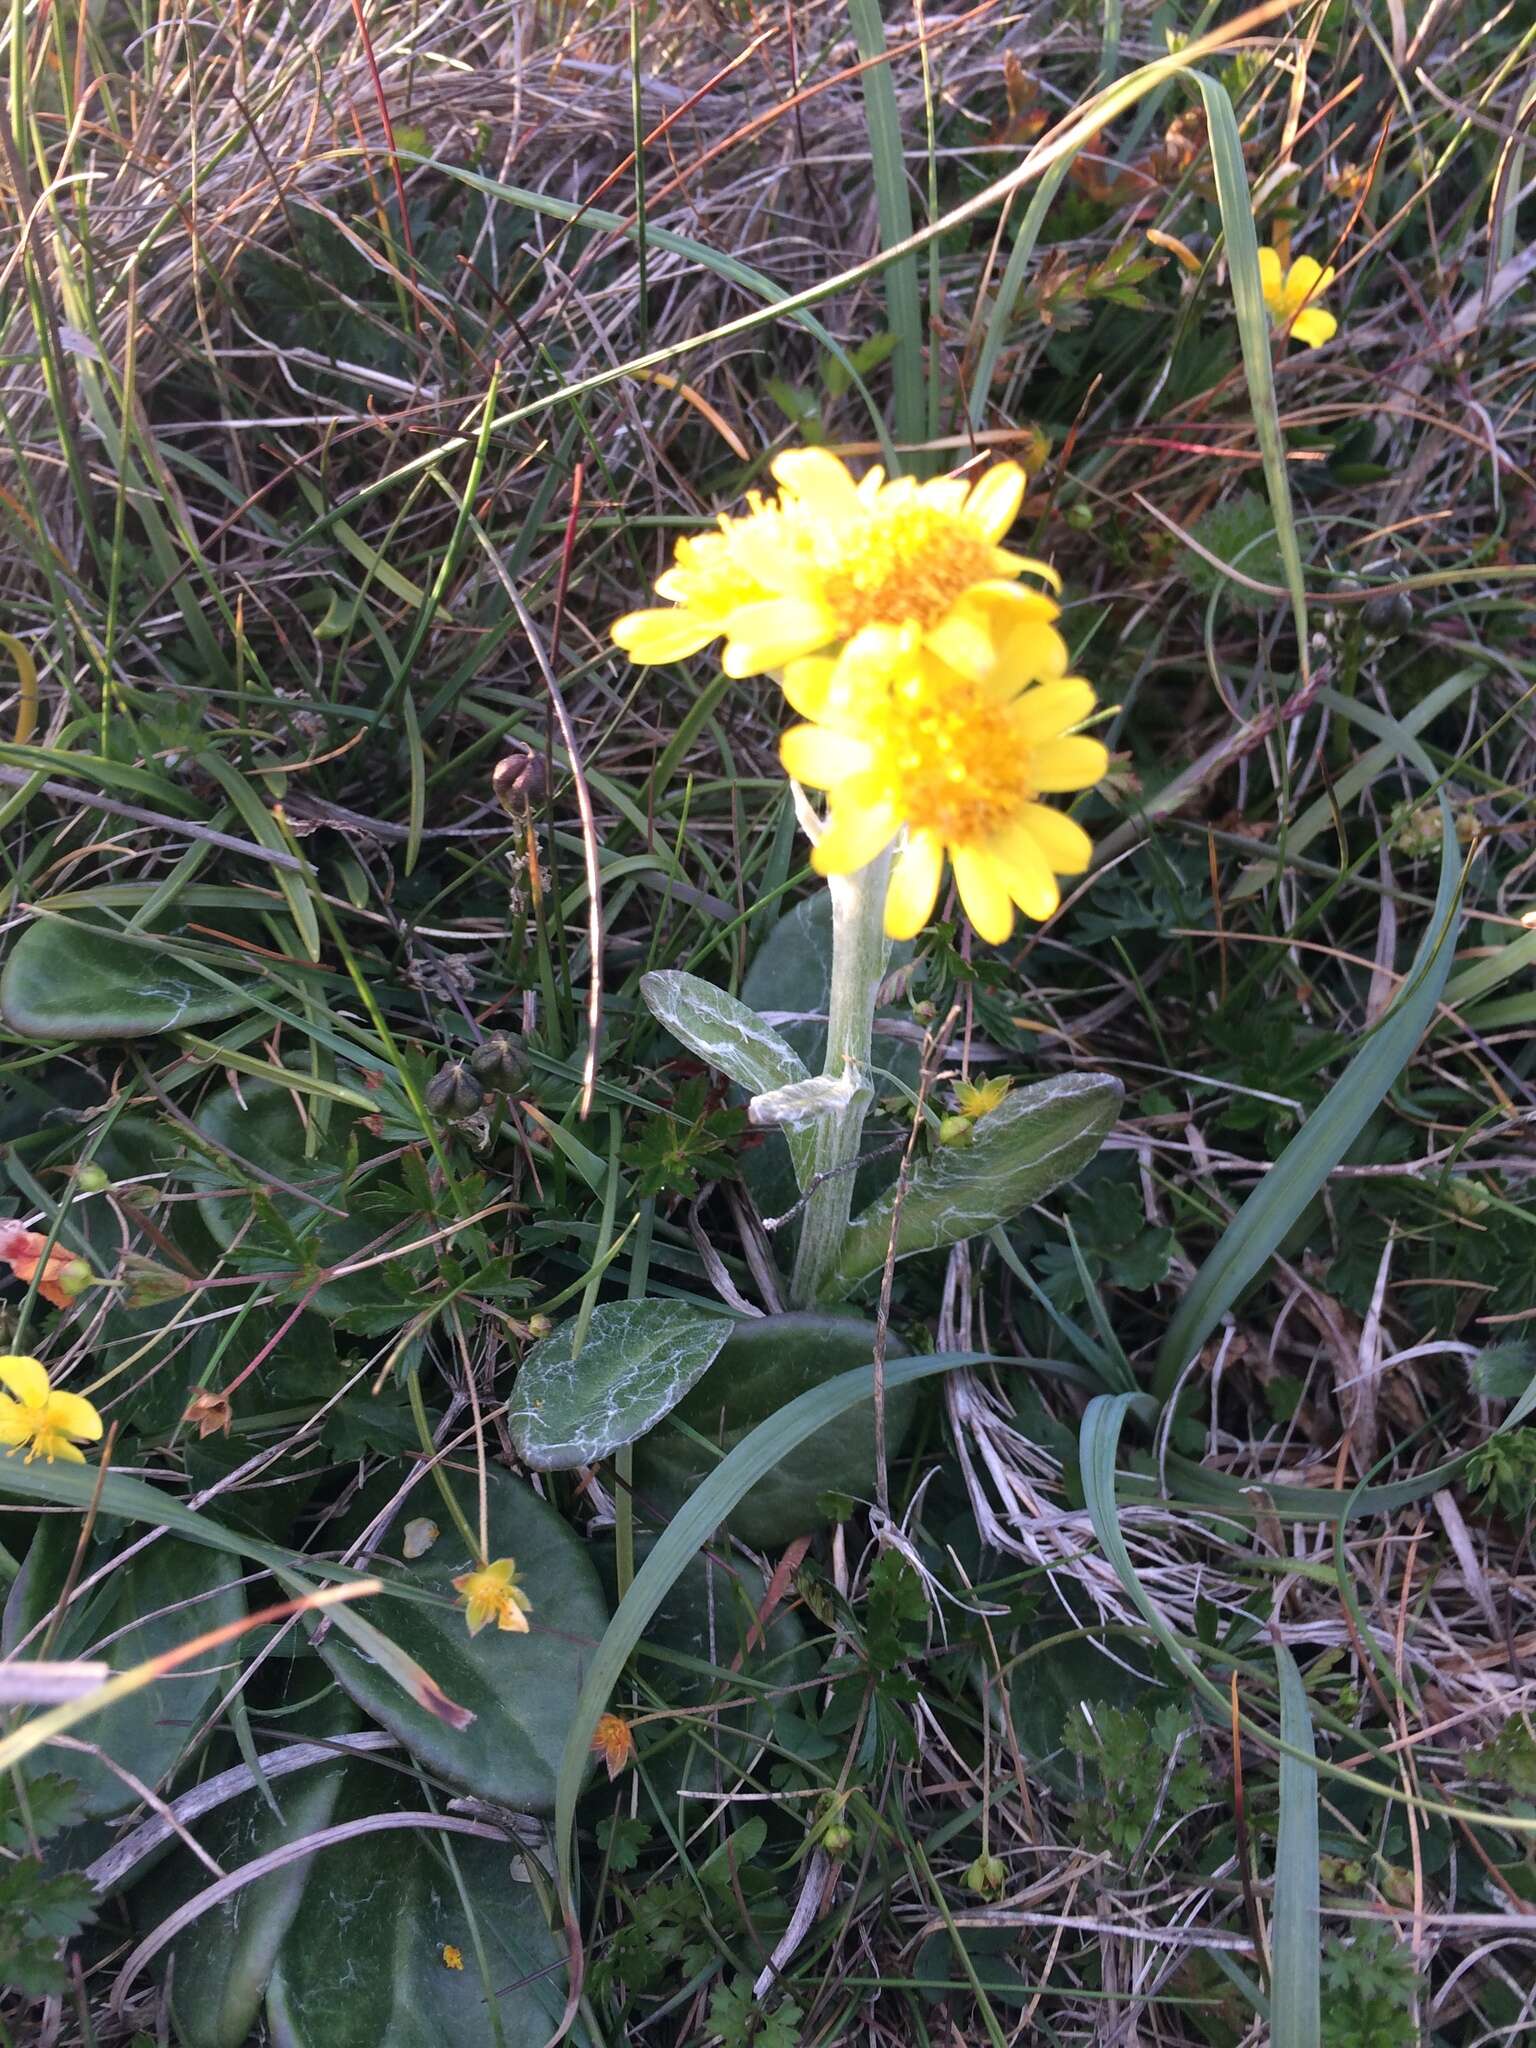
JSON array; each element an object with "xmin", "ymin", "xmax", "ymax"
[
  {"xmin": 469, "ymin": 1032, "xmax": 526, "ymax": 1092},
  {"xmin": 426, "ymin": 1060, "xmax": 484, "ymax": 1120},
  {"xmin": 1362, "ymin": 586, "xmax": 1414, "ymax": 636},
  {"xmin": 492, "ymin": 745, "xmax": 549, "ymax": 814}
]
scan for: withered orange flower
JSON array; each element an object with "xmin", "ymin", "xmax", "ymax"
[
  {"xmin": 183, "ymin": 1389, "xmax": 233, "ymax": 1439},
  {"xmin": 590, "ymin": 1713, "xmax": 636, "ymax": 1780},
  {"xmin": 0, "ymin": 1222, "xmax": 91, "ymax": 1311}
]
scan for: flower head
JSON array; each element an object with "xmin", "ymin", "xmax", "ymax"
[
  {"xmin": 0, "ymin": 1222, "xmax": 92, "ymax": 1311},
  {"xmin": 781, "ymin": 626, "xmax": 1107, "ymax": 945},
  {"xmin": 953, "ymin": 1074, "xmax": 1013, "ymax": 1121},
  {"xmin": 441, "ymin": 1945, "xmax": 464, "ymax": 1971},
  {"xmin": 451, "ymin": 1556, "xmax": 532, "ymax": 1637},
  {"xmin": 0, "ymin": 1355, "xmax": 103, "ymax": 1464},
  {"xmin": 591, "ymin": 1712, "xmax": 636, "ymax": 1780},
  {"xmin": 613, "ymin": 451, "xmax": 1064, "ymax": 691},
  {"xmin": 1259, "ymin": 248, "xmax": 1337, "ymax": 348}
]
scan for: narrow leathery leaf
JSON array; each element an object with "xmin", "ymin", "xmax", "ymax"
[
  {"xmin": 641, "ymin": 968, "xmax": 815, "ymax": 1187},
  {"xmin": 312, "ymin": 1467, "xmax": 608, "ymax": 1811},
  {"xmin": 0, "ymin": 917, "xmax": 254, "ymax": 1038},
  {"xmin": 630, "ymin": 1312, "xmax": 918, "ymax": 1547},
  {"xmin": 1272, "ymin": 1645, "xmax": 1322, "ymax": 2048},
  {"xmin": 1194, "ymin": 74, "xmax": 1309, "ymax": 659},
  {"xmin": 1155, "ymin": 779, "xmax": 1461, "ymax": 1398},
  {"xmin": 832, "ymin": 1074, "xmax": 1122, "ymax": 1297},
  {"xmin": 555, "ymin": 1349, "xmax": 993, "ymax": 1897},
  {"xmin": 507, "ymin": 1298, "xmax": 733, "ymax": 1469}
]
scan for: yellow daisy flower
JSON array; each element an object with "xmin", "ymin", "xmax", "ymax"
[
  {"xmin": 780, "ymin": 629, "xmax": 1107, "ymax": 946},
  {"xmin": 612, "ymin": 450, "xmax": 1065, "ymax": 688},
  {"xmin": 1258, "ymin": 248, "xmax": 1337, "ymax": 349},
  {"xmin": 0, "ymin": 1354, "xmax": 103, "ymax": 1465},
  {"xmin": 451, "ymin": 1556, "xmax": 532, "ymax": 1637}
]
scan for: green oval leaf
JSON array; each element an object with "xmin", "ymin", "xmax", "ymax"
[
  {"xmin": 264, "ymin": 1762, "xmax": 579, "ymax": 2048},
  {"xmin": 508, "ymin": 1298, "xmax": 733, "ymax": 1469},
  {"xmin": 631, "ymin": 1311, "xmax": 917, "ymax": 1547},
  {"xmin": 3, "ymin": 1524, "xmax": 245, "ymax": 1819},
  {"xmin": 832, "ymin": 1073, "xmax": 1123, "ymax": 1295},
  {"xmin": 160, "ymin": 1733, "xmax": 353, "ymax": 2048},
  {"xmin": 0, "ymin": 917, "xmax": 251, "ymax": 1039},
  {"xmin": 193, "ymin": 1078, "xmax": 412, "ymax": 1325},
  {"xmin": 311, "ymin": 1467, "xmax": 607, "ymax": 1812},
  {"xmin": 641, "ymin": 968, "xmax": 815, "ymax": 1188}
]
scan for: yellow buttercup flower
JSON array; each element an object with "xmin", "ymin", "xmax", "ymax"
[
  {"xmin": 451, "ymin": 1556, "xmax": 532, "ymax": 1637},
  {"xmin": 0, "ymin": 1354, "xmax": 103, "ymax": 1464},
  {"xmin": 1258, "ymin": 248, "xmax": 1337, "ymax": 348},
  {"xmin": 613, "ymin": 450, "xmax": 1065, "ymax": 689},
  {"xmin": 781, "ymin": 630, "xmax": 1107, "ymax": 945}
]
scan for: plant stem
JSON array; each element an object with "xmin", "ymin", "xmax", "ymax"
[{"xmin": 789, "ymin": 847, "xmax": 893, "ymax": 1305}]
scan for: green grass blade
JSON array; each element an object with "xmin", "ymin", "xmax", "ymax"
[
  {"xmin": 1193, "ymin": 74, "xmax": 1309, "ymax": 665},
  {"xmin": 1155, "ymin": 722, "xmax": 1463, "ymax": 1401},
  {"xmin": 967, "ymin": 158, "xmax": 1074, "ymax": 432},
  {"xmin": 1272, "ymin": 1643, "xmax": 1321, "ymax": 2048},
  {"xmin": 846, "ymin": 0, "xmax": 926, "ymax": 453}
]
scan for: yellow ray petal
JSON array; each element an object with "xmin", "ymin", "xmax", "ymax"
[
  {"xmin": 1286, "ymin": 254, "xmax": 1333, "ymax": 305},
  {"xmin": 0, "ymin": 1355, "xmax": 49, "ymax": 1407},
  {"xmin": 1010, "ymin": 678, "xmax": 1098, "ymax": 743},
  {"xmin": 1015, "ymin": 801, "xmax": 1094, "ymax": 874},
  {"xmin": 811, "ymin": 800, "xmax": 900, "ymax": 876},
  {"xmin": 1029, "ymin": 735, "xmax": 1110, "ymax": 792},
  {"xmin": 992, "ymin": 825, "xmax": 1061, "ymax": 921},
  {"xmin": 1257, "ymin": 245, "xmax": 1284, "ymax": 306},
  {"xmin": 779, "ymin": 723, "xmax": 872, "ymax": 790},
  {"xmin": 770, "ymin": 447, "xmax": 860, "ymax": 516},
  {"xmin": 781, "ymin": 656, "xmax": 835, "ymax": 720},
  {"xmin": 720, "ymin": 597, "xmax": 834, "ymax": 676},
  {"xmin": 923, "ymin": 611, "xmax": 996, "ymax": 681},
  {"xmin": 951, "ymin": 846, "xmax": 1015, "ymax": 945},
  {"xmin": 962, "ymin": 461, "xmax": 1026, "ymax": 541},
  {"xmin": 611, "ymin": 609, "xmax": 721, "ymax": 664},
  {"xmin": 884, "ymin": 831, "xmax": 945, "ymax": 938}
]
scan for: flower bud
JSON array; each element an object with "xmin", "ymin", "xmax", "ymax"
[
  {"xmin": 936, "ymin": 1114, "xmax": 974, "ymax": 1148},
  {"xmin": 469, "ymin": 1032, "xmax": 526, "ymax": 1092},
  {"xmin": 74, "ymin": 1164, "xmax": 110, "ymax": 1194},
  {"xmin": 820, "ymin": 1822, "xmax": 854, "ymax": 1858},
  {"xmin": 426, "ymin": 1061, "xmax": 484, "ymax": 1120},
  {"xmin": 1064, "ymin": 501, "xmax": 1095, "ymax": 531},
  {"xmin": 56, "ymin": 1258, "xmax": 94, "ymax": 1299},
  {"xmin": 965, "ymin": 1852, "xmax": 1006, "ymax": 1897},
  {"xmin": 525, "ymin": 1313, "xmax": 553, "ymax": 1340}
]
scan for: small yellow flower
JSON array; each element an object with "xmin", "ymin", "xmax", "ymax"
[
  {"xmin": 953, "ymin": 1074, "xmax": 1013, "ymax": 1121},
  {"xmin": 0, "ymin": 1355, "xmax": 103, "ymax": 1465},
  {"xmin": 1258, "ymin": 247, "xmax": 1337, "ymax": 349},
  {"xmin": 451, "ymin": 1556, "xmax": 532, "ymax": 1637},
  {"xmin": 441, "ymin": 1944, "xmax": 464, "ymax": 1971},
  {"xmin": 613, "ymin": 450, "xmax": 1065, "ymax": 692},
  {"xmin": 781, "ymin": 632, "xmax": 1107, "ymax": 946}
]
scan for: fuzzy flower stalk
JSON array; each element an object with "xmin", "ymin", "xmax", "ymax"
[{"xmin": 613, "ymin": 448, "xmax": 1106, "ymax": 1300}]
